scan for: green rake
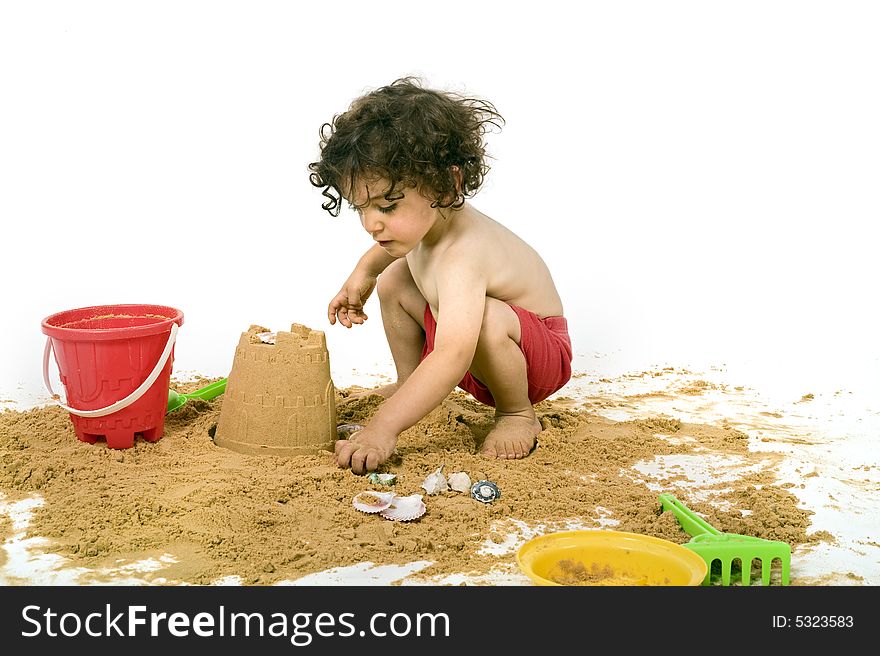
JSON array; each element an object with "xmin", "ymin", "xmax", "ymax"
[{"xmin": 658, "ymin": 493, "xmax": 791, "ymax": 586}]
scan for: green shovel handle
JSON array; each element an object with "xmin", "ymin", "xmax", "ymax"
[
  {"xmin": 167, "ymin": 378, "xmax": 228, "ymax": 413},
  {"xmin": 184, "ymin": 378, "xmax": 227, "ymax": 401},
  {"xmin": 658, "ymin": 493, "xmax": 722, "ymax": 537}
]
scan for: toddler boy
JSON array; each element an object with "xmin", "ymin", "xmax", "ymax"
[{"xmin": 309, "ymin": 78, "xmax": 572, "ymax": 474}]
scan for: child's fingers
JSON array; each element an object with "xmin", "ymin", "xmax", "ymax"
[
  {"xmin": 349, "ymin": 448, "xmax": 369, "ymax": 475},
  {"xmin": 363, "ymin": 450, "xmax": 382, "ymax": 473},
  {"xmin": 334, "ymin": 440, "xmax": 350, "ymax": 464},
  {"xmin": 335, "ymin": 437, "xmax": 383, "ymax": 474},
  {"xmin": 328, "ymin": 294, "xmax": 346, "ymax": 325},
  {"xmin": 349, "ymin": 447, "xmax": 381, "ymax": 475},
  {"xmin": 329, "ymin": 297, "xmax": 355, "ymax": 328},
  {"xmin": 337, "ymin": 307, "xmax": 367, "ymax": 327},
  {"xmin": 335, "ymin": 439, "xmax": 359, "ymax": 468}
]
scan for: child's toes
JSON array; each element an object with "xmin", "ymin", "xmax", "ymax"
[
  {"xmin": 518, "ymin": 436, "xmax": 537, "ymax": 458},
  {"xmin": 478, "ymin": 442, "xmax": 498, "ymax": 459},
  {"xmin": 494, "ymin": 440, "xmax": 515, "ymax": 459}
]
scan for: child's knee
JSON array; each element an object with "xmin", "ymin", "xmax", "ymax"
[
  {"xmin": 376, "ymin": 260, "xmax": 413, "ymax": 302},
  {"xmin": 477, "ymin": 299, "xmax": 521, "ymax": 348}
]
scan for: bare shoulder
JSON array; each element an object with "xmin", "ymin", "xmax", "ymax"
[
  {"xmin": 445, "ymin": 205, "xmax": 520, "ymax": 254},
  {"xmin": 446, "ymin": 205, "xmax": 565, "ymax": 318}
]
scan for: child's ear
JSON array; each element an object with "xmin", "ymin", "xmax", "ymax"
[{"xmin": 450, "ymin": 165, "xmax": 463, "ymax": 193}]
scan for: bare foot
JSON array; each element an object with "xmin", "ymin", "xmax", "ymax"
[
  {"xmin": 335, "ymin": 427, "xmax": 398, "ymax": 474},
  {"xmin": 479, "ymin": 414, "xmax": 542, "ymax": 460},
  {"xmin": 339, "ymin": 382, "xmax": 400, "ymax": 405}
]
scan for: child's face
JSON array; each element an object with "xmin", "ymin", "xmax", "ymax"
[{"xmin": 348, "ymin": 179, "xmax": 444, "ymax": 257}]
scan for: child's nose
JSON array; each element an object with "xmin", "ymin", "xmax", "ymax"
[{"xmin": 361, "ymin": 210, "xmax": 383, "ymax": 235}]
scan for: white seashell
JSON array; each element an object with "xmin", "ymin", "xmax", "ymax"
[
  {"xmin": 352, "ymin": 491, "xmax": 395, "ymax": 513},
  {"xmin": 420, "ymin": 465, "xmax": 448, "ymax": 495},
  {"xmin": 379, "ymin": 494, "xmax": 426, "ymax": 522},
  {"xmin": 448, "ymin": 471, "xmax": 472, "ymax": 493},
  {"xmin": 256, "ymin": 331, "xmax": 277, "ymax": 344}
]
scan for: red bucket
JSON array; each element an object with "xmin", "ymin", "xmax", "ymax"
[{"xmin": 41, "ymin": 304, "xmax": 184, "ymax": 449}]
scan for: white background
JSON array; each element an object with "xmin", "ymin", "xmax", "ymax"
[{"xmin": 2, "ymin": 0, "xmax": 878, "ymax": 404}]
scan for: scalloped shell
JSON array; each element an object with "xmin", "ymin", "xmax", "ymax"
[
  {"xmin": 255, "ymin": 331, "xmax": 276, "ymax": 344},
  {"xmin": 420, "ymin": 465, "xmax": 448, "ymax": 495},
  {"xmin": 379, "ymin": 494, "xmax": 426, "ymax": 522},
  {"xmin": 352, "ymin": 491, "xmax": 395, "ymax": 513},
  {"xmin": 448, "ymin": 471, "xmax": 472, "ymax": 493}
]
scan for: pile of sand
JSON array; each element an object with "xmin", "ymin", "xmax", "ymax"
[{"xmin": 0, "ymin": 381, "xmax": 816, "ymax": 584}]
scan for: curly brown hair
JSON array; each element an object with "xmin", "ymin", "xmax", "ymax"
[{"xmin": 308, "ymin": 77, "xmax": 504, "ymax": 216}]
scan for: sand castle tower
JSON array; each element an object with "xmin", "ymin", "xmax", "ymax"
[{"xmin": 215, "ymin": 324, "xmax": 337, "ymax": 456}]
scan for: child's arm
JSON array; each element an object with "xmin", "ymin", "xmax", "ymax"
[
  {"xmin": 358, "ymin": 243, "xmax": 401, "ymax": 277},
  {"xmin": 366, "ymin": 250, "xmax": 487, "ymax": 434},
  {"xmin": 328, "ymin": 244, "xmax": 400, "ymax": 328}
]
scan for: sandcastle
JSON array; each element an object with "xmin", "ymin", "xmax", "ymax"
[{"xmin": 214, "ymin": 324, "xmax": 337, "ymax": 456}]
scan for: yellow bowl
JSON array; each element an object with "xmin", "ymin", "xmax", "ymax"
[{"xmin": 516, "ymin": 530, "xmax": 707, "ymax": 586}]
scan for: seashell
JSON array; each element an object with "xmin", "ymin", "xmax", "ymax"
[
  {"xmin": 420, "ymin": 465, "xmax": 448, "ymax": 495},
  {"xmin": 352, "ymin": 491, "xmax": 395, "ymax": 513},
  {"xmin": 448, "ymin": 471, "xmax": 472, "ymax": 493},
  {"xmin": 471, "ymin": 480, "xmax": 501, "ymax": 503},
  {"xmin": 379, "ymin": 494, "xmax": 426, "ymax": 522},
  {"xmin": 337, "ymin": 423, "xmax": 366, "ymax": 439},
  {"xmin": 256, "ymin": 331, "xmax": 277, "ymax": 344},
  {"xmin": 368, "ymin": 472, "xmax": 397, "ymax": 486}
]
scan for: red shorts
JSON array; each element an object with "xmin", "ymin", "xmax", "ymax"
[{"xmin": 420, "ymin": 303, "xmax": 573, "ymax": 407}]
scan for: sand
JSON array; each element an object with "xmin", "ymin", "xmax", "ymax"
[{"xmin": 0, "ymin": 379, "xmax": 817, "ymax": 585}]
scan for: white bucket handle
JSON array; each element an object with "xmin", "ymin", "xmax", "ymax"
[{"xmin": 42, "ymin": 322, "xmax": 179, "ymax": 418}]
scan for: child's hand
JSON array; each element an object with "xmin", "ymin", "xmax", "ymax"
[
  {"xmin": 334, "ymin": 424, "xmax": 397, "ymax": 474},
  {"xmin": 328, "ymin": 270, "xmax": 377, "ymax": 328}
]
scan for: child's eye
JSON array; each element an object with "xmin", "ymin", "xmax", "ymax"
[{"xmin": 378, "ymin": 205, "xmax": 397, "ymax": 214}]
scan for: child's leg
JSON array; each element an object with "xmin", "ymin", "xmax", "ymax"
[
  {"xmin": 366, "ymin": 259, "xmax": 427, "ymax": 398},
  {"xmin": 468, "ymin": 298, "xmax": 542, "ymax": 459}
]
